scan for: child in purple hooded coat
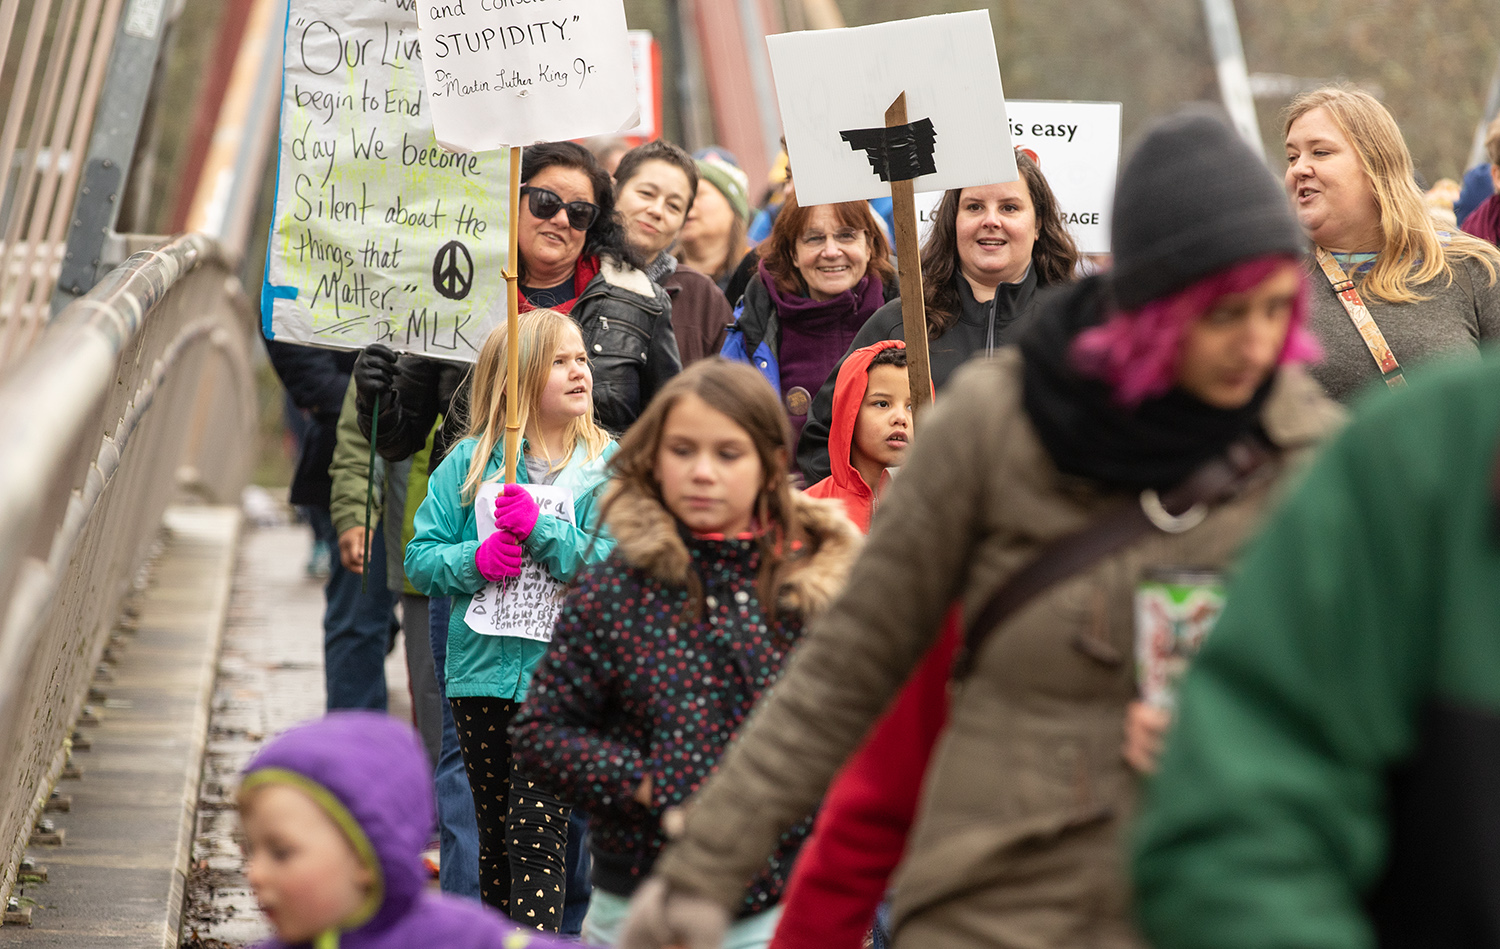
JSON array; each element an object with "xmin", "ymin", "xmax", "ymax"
[{"xmin": 238, "ymin": 710, "xmax": 565, "ymax": 949}]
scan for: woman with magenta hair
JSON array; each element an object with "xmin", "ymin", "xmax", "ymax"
[{"xmin": 614, "ymin": 108, "xmax": 1345, "ymax": 949}]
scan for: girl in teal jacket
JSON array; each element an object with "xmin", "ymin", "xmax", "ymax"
[{"xmin": 406, "ymin": 308, "xmax": 615, "ymax": 930}]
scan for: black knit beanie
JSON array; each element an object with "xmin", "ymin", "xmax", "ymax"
[{"xmin": 1108, "ymin": 107, "xmax": 1305, "ymax": 310}]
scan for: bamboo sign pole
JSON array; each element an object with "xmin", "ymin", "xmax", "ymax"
[
  {"xmin": 884, "ymin": 92, "xmax": 934, "ymax": 418},
  {"xmin": 503, "ymin": 144, "xmax": 523, "ymax": 484}
]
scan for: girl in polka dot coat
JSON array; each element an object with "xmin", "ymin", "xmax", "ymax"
[{"xmin": 511, "ymin": 360, "xmax": 861, "ymax": 946}]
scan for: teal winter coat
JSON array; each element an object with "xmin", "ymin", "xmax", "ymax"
[{"xmin": 405, "ymin": 436, "xmax": 616, "ymax": 701}]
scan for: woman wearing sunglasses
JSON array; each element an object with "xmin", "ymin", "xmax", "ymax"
[
  {"xmin": 721, "ymin": 195, "xmax": 897, "ymax": 470},
  {"xmin": 348, "ymin": 140, "xmax": 680, "ymax": 936},
  {"xmin": 514, "ymin": 141, "xmax": 681, "ymax": 434},
  {"xmin": 354, "ymin": 142, "xmax": 681, "ymax": 463}
]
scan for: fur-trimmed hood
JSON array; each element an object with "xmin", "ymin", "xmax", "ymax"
[{"xmin": 602, "ymin": 480, "xmax": 862, "ymax": 620}]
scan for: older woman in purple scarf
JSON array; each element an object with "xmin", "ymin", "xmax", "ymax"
[{"xmin": 721, "ymin": 194, "xmax": 897, "ymax": 474}]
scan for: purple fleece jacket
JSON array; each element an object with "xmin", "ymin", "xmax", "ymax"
[{"xmin": 244, "ymin": 711, "xmax": 563, "ymax": 949}]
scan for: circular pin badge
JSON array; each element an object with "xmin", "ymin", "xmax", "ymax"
[{"xmin": 784, "ymin": 386, "xmax": 811, "ymax": 417}]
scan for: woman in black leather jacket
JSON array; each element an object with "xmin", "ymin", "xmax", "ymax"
[
  {"xmin": 355, "ymin": 141, "xmax": 681, "ymax": 461},
  {"xmin": 795, "ymin": 152, "xmax": 1078, "ymax": 481}
]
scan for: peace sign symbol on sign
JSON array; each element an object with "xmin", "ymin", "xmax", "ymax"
[{"xmin": 433, "ymin": 240, "xmax": 474, "ymax": 301}]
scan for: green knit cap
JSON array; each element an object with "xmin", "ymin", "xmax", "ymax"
[{"xmin": 695, "ymin": 157, "xmax": 751, "ymax": 223}]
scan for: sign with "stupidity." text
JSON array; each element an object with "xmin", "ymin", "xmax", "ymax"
[{"xmin": 417, "ymin": 0, "xmax": 639, "ymax": 152}]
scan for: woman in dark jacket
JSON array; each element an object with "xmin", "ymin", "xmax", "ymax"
[
  {"xmin": 720, "ymin": 196, "xmax": 897, "ymax": 468},
  {"xmin": 354, "ymin": 141, "xmax": 681, "ymax": 456},
  {"xmin": 612, "ymin": 139, "xmax": 735, "ymax": 367},
  {"xmin": 796, "ymin": 152, "xmax": 1078, "ymax": 481}
]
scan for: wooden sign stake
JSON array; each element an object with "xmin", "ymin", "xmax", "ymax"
[
  {"xmin": 503, "ymin": 144, "xmax": 523, "ymax": 484},
  {"xmin": 884, "ymin": 92, "xmax": 933, "ymax": 417}
]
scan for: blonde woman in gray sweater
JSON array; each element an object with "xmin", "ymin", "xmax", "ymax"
[{"xmin": 1284, "ymin": 87, "xmax": 1500, "ymax": 402}]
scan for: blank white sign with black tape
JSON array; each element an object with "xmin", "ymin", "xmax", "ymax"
[{"xmin": 766, "ymin": 10, "xmax": 1017, "ymax": 207}]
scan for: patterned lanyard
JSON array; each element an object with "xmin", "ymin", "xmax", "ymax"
[{"xmin": 1315, "ymin": 247, "xmax": 1406, "ymax": 389}]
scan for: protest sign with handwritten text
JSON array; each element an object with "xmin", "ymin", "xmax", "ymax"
[
  {"xmin": 417, "ymin": 0, "xmax": 637, "ymax": 152},
  {"xmin": 464, "ymin": 483, "xmax": 575, "ymax": 641},
  {"xmin": 262, "ymin": 0, "xmax": 510, "ymax": 362}
]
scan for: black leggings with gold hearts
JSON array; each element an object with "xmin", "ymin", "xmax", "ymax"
[{"xmin": 449, "ymin": 696, "xmax": 570, "ymax": 930}]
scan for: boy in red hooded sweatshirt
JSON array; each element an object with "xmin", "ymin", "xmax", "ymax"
[
  {"xmin": 781, "ymin": 339, "xmax": 953, "ymax": 949},
  {"xmin": 804, "ymin": 340, "xmax": 912, "ymax": 531}
]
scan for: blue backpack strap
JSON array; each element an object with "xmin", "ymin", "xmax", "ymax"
[
  {"xmin": 720, "ymin": 299, "xmax": 778, "ymax": 390},
  {"xmin": 720, "ymin": 302, "xmax": 750, "ymax": 362}
]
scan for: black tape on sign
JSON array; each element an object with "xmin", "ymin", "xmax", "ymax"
[{"xmin": 840, "ymin": 118, "xmax": 938, "ymax": 182}]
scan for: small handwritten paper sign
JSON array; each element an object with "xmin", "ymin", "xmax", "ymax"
[
  {"xmin": 263, "ymin": 0, "xmax": 511, "ymax": 361},
  {"xmin": 464, "ymin": 483, "xmax": 575, "ymax": 641},
  {"xmin": 417, "ymin": 0, "xmax": 638, "ymax": 152}
]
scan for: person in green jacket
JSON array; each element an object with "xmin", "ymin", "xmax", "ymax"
[
  {"xmin": 1132, "ymin": 351, "xmax": 1500, "ymax": 949},
  {"xmin": 405, "ymin": 308, "xmax": 616, "ymax": 930},
  {"xmin": 329, "ymin": 375, "xmax": 443, "ymax": 766}
]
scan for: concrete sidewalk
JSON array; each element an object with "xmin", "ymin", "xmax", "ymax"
[
  {"xmin": 2, "ymin": 506, "xmax": 240, "ymax": 948},
  {"xmin": 1, "ymin": 508, "xmax": 413, "ymax": 948},
  {"xmin": 180, "ymin": 518, "xmax": 412, "ymax": 947}
]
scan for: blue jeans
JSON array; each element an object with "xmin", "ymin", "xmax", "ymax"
[
  {"xmin": 429, "ymin": 596, "xmax": 481, "ymax": 900},
  {"xmin": 872, "ymin": 899, "xmax": 893, "ymax": 949},
  {"xmin": 316, "ymin": 508, "xmax": 394, "ymax": 711},
  {"xmin": 563, "ymin": 810, "xmax": 592, "ymax": 935}
]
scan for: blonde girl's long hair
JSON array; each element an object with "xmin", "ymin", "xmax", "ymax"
[
  {"xmin": 602, "ymin": 359, "xmax": 809, "ymax": 623},
  {"xmin": 460, "ymin": 309, "xmax": 611, "ymax": 503},
  {"xmin": 1284, "ymin": 87, "xmax": 1500, "ymax": 304}
]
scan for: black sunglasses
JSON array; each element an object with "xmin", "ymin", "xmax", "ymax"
[{"xmin": 520, "ymin": 185, "xmax": 600, "ymax": 231}]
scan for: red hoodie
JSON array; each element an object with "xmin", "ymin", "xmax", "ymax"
[
  {"xmin": 768, "ymin": 610, "xmax": 960, "ymax": 949},
  {"xmin": 780, "ymin": 350, "xmax": 956, "ymax": 948},
  {"xmin": 804, "ymin": 339, "xmax": 907, "ymax": 531}
]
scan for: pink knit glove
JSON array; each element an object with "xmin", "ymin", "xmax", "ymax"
[
  {"xmin": 493, "ymin": 483, "xmax": 541, "ymax": 540},
  {"xmin": 474, "ymin": 531, "xmax": 524, "ymax": 581}
]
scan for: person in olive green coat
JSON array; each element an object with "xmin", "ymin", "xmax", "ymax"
[
  {"xmin": 616, "ymin": 109, "xmax": 1344, "ymax": 949},
  {"xmin": 329, "ymin": 376, "xmax": 443, "ymax": 765}
]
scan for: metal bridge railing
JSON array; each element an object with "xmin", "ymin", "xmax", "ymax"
[
  {"xmin": 0, "ymin": 0, "xmax": 128, "ymax": 366},
  {"xmin": 0, "ymin": 231, "xmax": 258, "ymax": 912}
]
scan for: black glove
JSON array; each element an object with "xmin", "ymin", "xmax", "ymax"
[{"xmin": 353, "ymin": 343, "xmax": 400, "ymax": 414}]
